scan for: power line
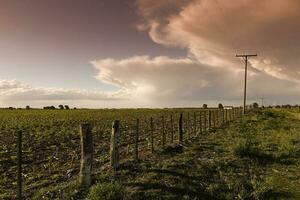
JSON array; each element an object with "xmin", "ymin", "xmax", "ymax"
[{"xmin": 236, "ymin": 54, "xmax": 258, "ymax": 114}]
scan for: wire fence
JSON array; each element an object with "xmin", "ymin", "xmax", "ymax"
[{"xmin": 0, "ymin": 107, "xmax": 243, "ymax": 199}]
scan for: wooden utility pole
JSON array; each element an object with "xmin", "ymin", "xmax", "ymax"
[{"xmin": 236, "ymin": 54, "xmax": 257, "ymax": 114}]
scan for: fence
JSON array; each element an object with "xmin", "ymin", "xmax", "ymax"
[{"xmin": 0, "ymin": 107, "xmax": 243, "ymax": 199}]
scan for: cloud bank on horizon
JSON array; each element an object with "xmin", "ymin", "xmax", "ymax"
[{"xmin": 1, "ymin": 0, "xmax": 300, "ymax": 107}]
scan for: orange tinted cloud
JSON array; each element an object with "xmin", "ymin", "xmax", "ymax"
[{"xmin": 136, "ymin": 0, "xmax": 300, "ymax": 82}]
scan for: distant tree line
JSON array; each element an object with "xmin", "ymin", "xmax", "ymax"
[{"xmin": 43, "ymin": 105, "xmax": 72, "ymax": 110}]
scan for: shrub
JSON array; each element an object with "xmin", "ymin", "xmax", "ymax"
[
  {"xmin": 218, "ymin": 103, "xmax": 224, "ymax": 109},
  {"xmin": 64, "ymin": 105, "xmax": 70, "ymax": 110},
  {"xmin": 86, "ymin": 182, "xmax": 125, "ymax": 200},
  {"xmin": 58, "ymin": 105, "xmax": 64, "ymax": 110},
  {"xmin": 203, "ymin": 104, "xmax": 208, "ymax": 109},
  {"xmin": 233, "ymin": 138, "xmax": 259, "ymax": 158}
]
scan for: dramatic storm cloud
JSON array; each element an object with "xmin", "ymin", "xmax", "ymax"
[
  {"xmin": 136, "ymin": 0, "xmax": 300, "ymax": 82},
  {"xmin": 92, "ymin": 56, "xmax": 300, "ymax": 106}
]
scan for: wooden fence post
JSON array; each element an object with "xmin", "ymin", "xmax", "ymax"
[
  {"xmin": 221, "ymin": 110, "xmax": 224, "ymax": 125},
  {"xmin": 204, "ymin": 111, "xmax": 207, "ymax": 132},
  {"xmin": 170, "ymin": 115, "xmax": 174, "ymax": 144},
  {"xmin": 17, "ymin": 130, "xmax": 22, "ymax": 200},
  {"xmin": 150, "ymin": 117, "xmax": 154, "ymax": 153},
  {"xmin": 110, "ymin": 120, "xmax": 120, "ymax": 171},
  {"xmin": 178, "ymin": 113, "xmax": 183, "ymax": 142},
  {"xmin": 79, "ymin": 123, "xmax": 93, "ymax": 186},
  {"xmin": 135, "ymin": 119, "xmax": 139, "ymax": 161},
  {"xmin": 199, "ymin": 112, "xmax": 202, "ymax": 134},
  {"xmin": 208, "ymin": 110, "xmax": 212, "ymax": 130},
  {"xmin": 193, "ymin": 112, "xmax": 197, "ymax": 136},
  {"xmin": 187, "ymin": 113, "xmax": 190, "ymax": 139},
  {"xmin": 213, "ymin": 110, "xmax": 216, "ymax": 128},
  {"xmin": 162, "ymin": 116, "xmax": 166, "ymax": 149}
]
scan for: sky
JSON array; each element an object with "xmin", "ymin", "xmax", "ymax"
[{"xmin": 0, "ymin": 0, "xmax": 300, "ymax": 108}]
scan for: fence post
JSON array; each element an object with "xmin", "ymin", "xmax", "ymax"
[
  {"xmin": 17, "ymin": 130, "xmax": 22, "ymax": 200},
  {"xmin": 170, "ymin": 115, "xmax": 174, "ymax": 144},
  {"xmin": 150, "ymin": 117, "xmax": 154, "ymax": 153},
  {"xmin": 135, "ymin": 119, "xmax": 139, "ymax": 161},
  {"xmin": 199, "ymin": 112, "xmax": 202, "ymax": 134},
  {"xmin": 187, "ymin": 113, "xmax": 190, "ymax": 139},
  {"xmin": 79, "ymin": 123, "xmax": 93, "ymax": 186},
  {"xmin": 179, "ymin": 113, "xmax": 183, "ymax": 142},
  {"xmin": 213, "ymin": 110, "xmax": 216, "ymax": 128},
  {"xmin": 204, "ymin": 111, "xmax": 207, "ymax": 132},
  {"xmin": 162, "ymin": 116, "xmax": 166, "ymax": 149},
  {"xmin": 208, "ymin": 110, "xmax": 212, "ymax": 130},
  {"xmin": 193, "ymin": 112, "xmax": 197, "ymax": 136},
  {"xmin": 110, "ymin": 120, "xmax": 120, "ymax": 171}
]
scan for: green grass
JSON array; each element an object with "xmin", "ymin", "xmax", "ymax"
[
  {"xmin": 0, "ymin": 108, "xmax": 209, "ymax": 199},
  {"xmin": 1, "ymin": 108, "xmax": 300, "ymax": 199},
  {"xmin": 108, "ymin": 109, "xmax": 300, "ymax": 199}
]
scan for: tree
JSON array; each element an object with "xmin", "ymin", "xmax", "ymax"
[
  {"xmin": 26, "ymin": 105, "xmax": 30, "ymax": 110},
  {"xmin": 218, "ymin": 103, "xmax": 224, "ymax": 109},
  {"xmin": 64, "ymin": 105, "xmax": 70, "ymax": 110},
  {"xmin": 58, "ymin": 105, "xmax": 64, "ymax": 110},
  {"xmin": 43, "ymin": 106, "xmax": 56, "ymax": 110},
  {"xmin": 202, "ymin": 104, "xmax": 208, "ymax": 109},
  {"xmin": 253, "ymin": 102, "xmax": 259, "ymax": 109}
]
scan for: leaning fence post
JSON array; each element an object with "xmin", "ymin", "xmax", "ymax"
[
  {"xmin": 79, "ymin": 123, "xmax": 93, "ymax": 186},
  {"xmin": 110, "ymin": 120, "xmax": 120, "ymax": 171},
  {"xmin": 178, "ymin": 113, "xmax": 183, "ymax": 142},
  {"xmin": 17, "ymin": 130, "xmax": 22, "ymax": 200},
  {"xmin": 150, "ymin": 117, "xmax": 154, "ymax": 153},
  {"xmin": 135, "ymin": 119, "xmax": 139, "ymax": 161}
]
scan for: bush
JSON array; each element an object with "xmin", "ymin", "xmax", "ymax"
[
  {"xmin": 218, "ymin": 103, "xmax": 224, "ymax": 109},
  {"xmin": 203, "ymin": 104, "xmax": 208, "ymax": 109},
  {"xmin": 233, "ymin": 138, "xmax": 259, "ymax": 158},
  {"xmin": 86, "ymin": 182, "xmax": 125, "ymax": 200}
]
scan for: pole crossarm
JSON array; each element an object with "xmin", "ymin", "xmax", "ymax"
[{"xmin": 236, "ymin": 54, "xmax": 257, "ymax": 58}]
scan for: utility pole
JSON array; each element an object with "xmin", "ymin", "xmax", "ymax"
[{"xmin": 236, "ymin": 54, "xmax": 257, "ymax": 114}]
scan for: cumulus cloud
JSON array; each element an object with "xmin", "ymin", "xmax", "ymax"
[
  {"xmin": 92, "ymin": 56, "xmax": 300, "ymax": 106},
  {"xmin": 136, "ymin": 0, "xmax": 300, "ymax": 83},
  {"xmin": 0, "ymin": 80, "xmax": 129, "ymax": 108}
]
